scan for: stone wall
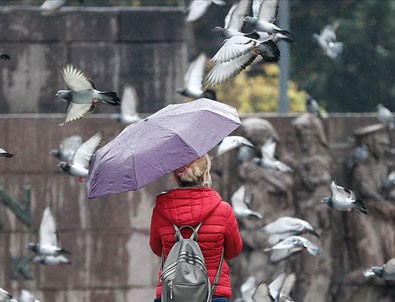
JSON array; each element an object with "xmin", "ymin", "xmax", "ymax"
[
  {"xmin": 0, "ymin": 113, "xmax": 393, "ymax": 302},
  {"xmin": 0, "ymin": 6, "xmax": 187, "ymax": 114}
]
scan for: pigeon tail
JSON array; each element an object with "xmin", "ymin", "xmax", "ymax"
[
  {"xmin": 59, "ymin": 248, "xmax": 71, "ymax": 255},
  {"xmin": 355, "ymin": 199, "xmax": 368, "ymax": 215},
  {"xmin": 98, "ymin": 91, "xmax": 121, "ymax": 106},
  {"xmin": 256, "ymin": 40, "xmax": 280, "ymax": 63},
  {"xmin": 274, "ymin": 28, "xmax": 291, "ymax": 37}
]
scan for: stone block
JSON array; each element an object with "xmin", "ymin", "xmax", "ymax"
[{"xmin": 119, "ymin": 8, "xmax": 185, "ymax": 42}]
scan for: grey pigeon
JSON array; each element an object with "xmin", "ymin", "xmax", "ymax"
[
  {"xmin": 382, "ymin": 170, "xmax": 395, "ymax": 191},
  {"xmin": 186, "ymin": 0, "xmax": 226, "ymax": 22},
  {"xmin": 204, "ymin": 35, "xmax": 280, "ymax": 86},
  {"xmin": 26, "ymin": 207, "xmax": 70, "ymax": 256},
  {"xmin": 262, "ymin": 216, "xmax": 319, "ymax": 245},
  {"xmin": 377, "ymin": 104, "xmax": 395, "ymax": 130},
  {"xmin": 231, "ymin": 185, "xmax": 263, "ymax": 219},
  {"xmin": 244, "ymin": 0, "xmax": 291, "ymax": 36},
  {"xmin": 40, "ymin": 0, "xmax": 83, "ymax": 16},
  {"xmin": 321, "ymin": 180, "xmax": 368, "ymax": 215},
  {"xmin": 346, "ymin": 144, "xmax": 369, "ymax": 171},
  {"xmin": 264, "ymin": 235, "xmax": 320, "ymax": 263},
  {"xmin": 56, "ymin": 64, "xmax": 120, "ymax": 125},
  {"xmin": 33, "ymin": 254, "xmax": 71, "ymax": 266},
  {"xmin": 177, "ymin": 53, "xmax": 216, "ymax": 100},
  {"xmin": 363, "ymin": 258, "xmax": 395, "ymax": 280},
  {"xmin": 0, "ymin": 288, "xmax": 17, "ymax": 302},
  {"xmin": 58, "ymin": 132, "xmax": 102, "ymax": 179},
  {"xmin": 313, "ymin": 21, "xmax": 344, "ymax": 59},
  {"xmin": 111, "ymin": 86, "xmax": 141, "ymax": 125},
  {"xmin": 0, "ymin": 148, "xmax": 13, "ymax": 158},
  {"xmin": 305, "ymin": 95, "xmax": 327, "ymax": 118},
  {"xmin": 50, "ymin": 135, "xmax": 82, "ymax": 163},
  {"xmin": 254, "ymin": 138, "xmax": 293, "ymax": 172},
  {"xmin": 217, "ymin": 135, "xmax": 254, "ymax": 157},
  {"xmin": 213, "ymin": 0, "xmax": 251, "ymax": 38},
  {"xmin": 18, "ymin": 290, "xmax": 40, "ymax": 302},
  {"xmin": 0, "ymin": 53, "xmax": 10, "ymax": 60}
]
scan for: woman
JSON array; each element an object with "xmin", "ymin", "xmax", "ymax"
[{"xmin": 149, "ymin": 154, "xmax": 243, "ymax": 302}]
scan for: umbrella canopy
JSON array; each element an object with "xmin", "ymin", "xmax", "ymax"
[{"xmin": 86, "ymin": 98, "xmax": 241, "ymax": 199}]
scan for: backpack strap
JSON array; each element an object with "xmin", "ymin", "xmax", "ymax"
[
  {"xmin": 209, "ymin": 248, "xmax": 224, "ymax": 301},
  {"xmin": 173, "ymin": 222, "xmax": 202, "ymax": 241}
]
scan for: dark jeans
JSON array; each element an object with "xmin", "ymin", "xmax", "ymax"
[{"xmin": 154, "ymin": 297, "xmax": 230, "ymax": 302}]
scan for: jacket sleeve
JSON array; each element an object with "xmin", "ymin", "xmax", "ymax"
[
  {"xmin": 149, "ymin": 207, "xmax": 162, "ymax": 257},
  {"xmin": 223, "ymin": 202, "xmax": 243, "ymax": 259}
]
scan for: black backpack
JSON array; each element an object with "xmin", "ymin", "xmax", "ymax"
[{"xmin": 160, "ymin": 222, "xmax": 224, "ymax": 302}]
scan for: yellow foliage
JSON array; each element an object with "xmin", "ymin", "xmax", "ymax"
[{"xmin": 216, "ymin": 64, "xmax": 307, "ymax": 113}]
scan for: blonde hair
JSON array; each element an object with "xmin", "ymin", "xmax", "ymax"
[{"xmin": 174, "ymin": 154, "xmax": 212, "ymax": 187}]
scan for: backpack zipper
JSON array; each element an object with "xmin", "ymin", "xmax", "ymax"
[{"xmin": 169, "ymin": 281, "xmax": 173, "ymax": 301}]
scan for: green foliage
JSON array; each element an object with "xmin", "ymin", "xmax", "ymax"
[{"xmin": 216, "ymin": 64, "xmax": 307, "ymax": 113}]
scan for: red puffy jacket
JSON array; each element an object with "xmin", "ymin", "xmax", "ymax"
[{"xmin": 149, "ymin": 187, "xmax": 243, "ymax": 298}]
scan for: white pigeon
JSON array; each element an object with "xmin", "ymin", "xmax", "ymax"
[
  {"xmin": 56, "ymin": 64, "xmax": 120, "ymax": 126},
  {"xmin": 204, "ymin": 35, "xmax": 280, "ymax": 86},
  {"xmin": 240, "ymin": 275, "xmax": 257, "ymax": 302},
  {"xmin": 40, "ymin": 0, "xmax": 83, "ymax": 16},
  {"xmin": 0, "ymin": 288, "xmax": 17, "ymax": 302},
  {"xmin": 377, "ymin": 104, "xmax": 394, "ymax": 129},
  {"xmin": 26, "ymin": 207, "xmax": 70, "ymax": 256},
  {"xmin": 264, "ymin": 235, "xmax": 320, "ymax": 263},
  {"xmin": 111, "ymin": 86, "xmax": 141, "ymax": 125},
  {"xmin": 58, "ymin": 132, "xmax": 102, "ymax": 179},
  {"xmin": 313, "ymin": 21, "xmax": 344, "ymax": 59},
  {"xmin": 186, "ymin": 0, "xmax": 226, "ymax": 22},
  {"xmin": 363, "ymin": 258, "xmax": 395, "ymax": 280},
  {"xmin": 177, "ymin": 53, "xmax": 216, "ymax": 100},
  {"xmin": 18, "ymin": 290, "xmax": 40, "ymax": 302},
  {"xmin": 321, "ymin": 181, "xmax": 367, "ymax": 215},
  {"xmin": 33, "ymin": 254, "xmax": 71, "ymax": 266},
  {"xmin": 231, "ymin": 185, "xmax": 263, "ymax": 220},
  {"xmin": 213, "ymin": 0, "xmax": 252, "ymax": 38},
  {"xmin": 263, "ymin": 216, "xmax": 319, "ymax": 245},
  {"xmin": 254, "ymin": 138, "xmax": 293, "ymax": 172},
  {"xmin": 50, "ymin": 135, "xmax": 82, "ymax": 163},
  {"xmin": 244, "ymin": 0, "xmax": 291, "ymax": 36},
  {"xmin": 0, "ymin": 147, "xmax": 13, "ymax": 158},
  {"xmin": 217, "ymin": 135, "xmax": 254, "ymax": 156}
]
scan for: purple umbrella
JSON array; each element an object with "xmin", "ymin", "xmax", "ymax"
[{"xmin": 86, "ymin": 98, "xmax": 241, "ymax": 199}]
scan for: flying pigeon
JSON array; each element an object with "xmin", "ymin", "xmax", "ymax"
[
  {"xmin": 204, "ymin": 35, "xmax": 280, "ymax": 86},
  {"xmin": 213, "ymin": 0, "xmax": 251, "ymax": 38},
  {"xmin": 33, "ymin": 254, "xmax": 71, "ymax": 266},
  {"xmin": 26, "ymin": 207, "xmax": 70, "ymax": 256},
  {"xmin": 0, "ymin": 53, "xmax": 10, "ymax": 60},
  {"xmin": 254, "ymin": 138, "xmax": 293, "ymax": 172},
  {"xmin": 56, "ymin": 64, "xmax": 121, "ymax": 126},
  {"xmin": 217, "ymin": 135, "xmax": 254, "ymax": 157},
  {"xmin": 58, "ymin": 132, "xmax": 102, "ymax": 179},
  {"xmin": 377, "ymin": 104, "xmax": 395, "ymax": 130},
  {"xmin": 0, "ymin": 288, "xmax": 17, "ymax": 302},
  {"xmin": 177, "ymin": 53, "xmax": 216, "ymax": 100},
  {"xmin": 18, "ymin": 290, "xmax": 40, "ymax": 302},
  {"xmin": 40, "ymin": 0, "xmax": 83, "ymax": 16},
  {"xmin": 363, "ymin": 258, "xmax": 395, "ymax": 280},
  {"xmin": 231, "ymin": 185, "xmax": 263, "ymax": 219},
  {"xmin": 313, "ymin": 21, "xmax": 344, "ymax": 59},
  {"xmin": 50, "ymin": 135, "xmax": 82, "ymax": 163},
  {"xmin": 252, "ymin": 273, "xmax": 296, "ymax": 302},
  {"xmin": 262, "ymin": 216, "xmax": 319, "ymax": 245},
  {"xmin": 244, "ymin": 0, "xmax": 291, "ymax": 36},
  {"xmin": 240, "ymin": 275, "xmax": 257, "ymax": 302},
  {"xmin": 264, "ymin": 235, "xmax": 320, "ymax": 263},
  {"xmin": 0, "ymin": 148, "xmax": 14, "ymax": 158},
  {"xmin": 186, "ymin": 0, "xmax": 226, "ymax": 22},
  {"xmin": 111, "ymin": 86, "xmax": 141, "ymax": 125},
  {"xmin": 321, "ymin": 180, "xmax": 368, "ymax": 215}
]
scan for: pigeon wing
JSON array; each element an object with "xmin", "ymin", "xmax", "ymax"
[
  {"xmin": 261, "ymin": 137, "xmax": 276, "ymax": 157},
  {"xmin": 257, "ymin": 0, "xmax": 279, "ymax": 24},
  {"xmin": 225, "ymin": 0, "xmax": 251, "ymax": 31},
  {"xmin": 212, "ymin": 36, "xmax": 258, "ymax": 64},
  {"xmin": 121, "ymin": 86, "xmax": 139, "ymax": 116},
  {"xmin": 59, "ymin": 135, "xmax": 83, "ymax": 163},
  {"xmin": 184, "ymin": 53, "xmax": 206, "ymax": 96},
  {"xmin": 186, "ymin": 0, "xmax": 212, "ymax": 22},
  {"xmin": 252, "ymin": 280, "xmax": 272, "ymax": 302},
  {"xmin": 205, "ymin": 52, "xmax": 257, "ymax": 86},
  {"xmin": 61, "ymin": 64, "xmax": 95, "ymax": 91},
  {"xmin": 217, "ymin": 136, "xmax": 254, "ymax": 156},
  {"xmin": 240, "ymin": 276, "xmax": 257, "ymax": 301},
  {"xmin": 72, "ymin": 132, "xmax": 102, "ymax": 168},
  {"xmin": 268, "ymin": 273, "xmax": 286, "ymax": 299},
  {"xmin": 280, "ymin": 273, "xmax": 296, "ymax": 298},
  {"xmin": 40, "ymin": 0, "xmax": 66, "ymax": 15},
  {"xmin": 384, "ymin": 258, "xmax": 395, "ymax": 274},
  {"xmin": 19, "ymin": 289, "xmax": 36, "ymax": 302},
  {"xmin": 39, "ymin": 207, "xmax": 58, "ymax": 247},
  {"xmin": 61, "ymin": 103, "xmax": 94, "ymax": 126},
  {"xmin": 252, "ymin": 0, "xmax": 264, "ymax": 18}
]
